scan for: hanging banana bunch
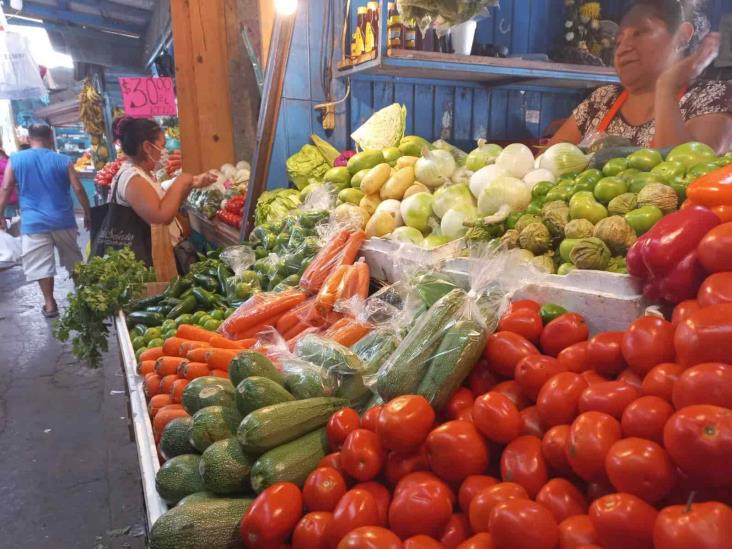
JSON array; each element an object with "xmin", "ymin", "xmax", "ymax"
[{"xmin": 79, "ymin": 78, "xmax": 109, "ymax": 171}]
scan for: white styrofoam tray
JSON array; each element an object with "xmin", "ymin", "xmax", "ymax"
[{"xmin": 361, "ymin": 237, "xmax": 466, "ymax": 283}]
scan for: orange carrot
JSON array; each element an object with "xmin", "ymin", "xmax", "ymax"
[
  {"xmin": 208, "ymin": 335, "xmax": 245, "ymax": 350},
  {"xmin": 181, "ymin": 361, "xmax": 211, "ymax": 380},
  {"xmin": 162, "ymin": 337, "xmax": 188, "ymax": 357},
  {"xmin": 170, "ymin": 379, "xmax": 189, "ymax": 403},
  {"xmin": 153, "ymin": 405, "xmax": 188, "ymax": 440},
  {"xmin": 341, "ymin": 230, "xmax": 366, "ymax": 266},
  {"xmin": 233, "ymin": 311, "xmax": 287, "ymax": 340},
  {"xmin": 337, "ymin": 258, "xmax": 369, "ymax": 301},
  {"xmin": 210, "ymin": 369, "xmax": 229, "ymax": 379},
  {"xmin": 178, "ymin": 339, "xmax": 209, "ymax": 356},
  {"xmin": 155, "ymin": 356, "xmax": 189, "ymax": 376},
  {"xmin": 138, "ymin": 360, "xmax": 156, "ymax": 375},
  {"xmin": 316, "ymin": 265, "xmax": 351, "ymax": 316},
  {"xmin": 236, "ymin": 338, "xmax": 256, "ymax": 349},
  {"xmin": 140, "ymin": 346, "xmax": 164, "ymax": 362},
  {"xmin": 159, "ymin": 374, "xmax": 180, "ymax": 395},
  {"xmin": 223, "ymin": 289, "xmax": 307, "ymax": 338},
  {"xmin": 186, "ymin": 347, "xmax": 210, "ymax": 363},
  {"xmin": 300, "ymin": 229, "xmax": 351, "ymax": 292},
  {"xmin": 204, "ymin": 348, "xmax": 240, "ymax": 371},
  {"xmin": 276, "ymin": 298, "xmax": 315, "ymax": 334},
  {"xmin": 143, "ymin": 373, "xmax": 161, "ymax": 398},
  {"xmin": 176, "ymin": 324, "xmax": 218, "ymax": 343},
  {"xmin": 148, "ymin": 394, "xmax": 172, "ymax": 418},
  {"xmin": 283, "ymin": 321, "xmax": 310, "ymax": 341},
  {"xmin": 323, "ymin": 318, "xmax": 372, "ymax": 347}
]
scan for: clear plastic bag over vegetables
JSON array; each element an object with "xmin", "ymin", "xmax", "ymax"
[{"xmin": 219, "ymin": 288, "xmax": 308, "ymax": 340}]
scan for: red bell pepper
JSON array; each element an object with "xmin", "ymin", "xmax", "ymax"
[
  {"xmin": 684, "ymin": 164, "xmax": 732, "ymax": 222},
  {"xmin": 626, "ymin": 205, "xmax": 720, "ymax": 304}
]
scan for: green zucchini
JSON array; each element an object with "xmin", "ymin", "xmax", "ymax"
[
  {"xmin": 199, "ymin": 437, "xmax": 253, "ymax": 495},
  {"xmin": 237, "ymin": 397, "xmax": 346, "ymax": 454},
  {"xmin": 376, "ymin": 288, "xmax": 466, "ymax": 401},
  {"xmin": 294, "ymin": 334, "xmax": 363, "ymax": 374},
  {"xmin": 235, "ymin": 376, "xmax": 295, "ymax": 417},
  {"xmin": 155, "ymin": 454, "xmax": 206, "ymax": 505},
  {"xmin": 182, "ymin": 377, "xmax": 236, "ymax": 415},
  {"xmin": 159, "ymin": 416, "xmax": 197, "ymax": 460},
  {"xmin": 351, "ymin": 329, "xmax": 399, "ymax": 374},
  {"xmin": 189, "ymin": 405, "xmax": 243, "ymax": 452},
  {"xmin": 285, "ymin": 365, "xmax": 338, "ymax": 399},
  {"xmin": 126, "ymin": 311, "xmax": 165, "ymax": 327},
  {"xmin": 228, "ymin": 351, "xmax": 284, "ymax": 387},
  {"xmin": 416, "ymin": 319, "xmax": 487, "ymax": 412},
  {"xmin": 249, "ymin": 429, "xmax": 329, "ymax": 493}
]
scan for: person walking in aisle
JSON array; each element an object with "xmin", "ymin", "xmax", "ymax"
[{"xmin": 0, "ymin": 123, "xmax": 92, "ymax": 317}]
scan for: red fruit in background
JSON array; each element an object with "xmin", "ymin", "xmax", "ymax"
[
  {"xmin": 472, "ymin": 392, "xmax": 522, "ymax": 444},
  {"xmin": 336, "ymin": 526, "xmax": 402, "ymax": 549},
  {"xmin": 671, "ymin": 299, "xmax": 701, "ymax": 329},
  {"xmin": 510, "ymin": 299, "xmax": 541, "ymax": 313},
  {"xmin": 488, "ymin": 499, "xmax": 559, "ymax": 549},
  {"xmin": 642, "ymin": 362, "xmax": 683, "ymax": 403},
  {"xmin": 558, "ymin": 514, "xmax": 598, "ymax": 549},
  {"xmin": 303, "ymin": 467, "xmax": 347, "ymax": 512},
  {"xmin": 459, "ymin": 475, "xmax": 499, "ymax": 514},
  {"xmin": 558, "ymin": 341, "xmax": 591, "ymax": 373},
  {"xmin": 361, "ymin": 405, "xmax": 383, "ymax": 432},
  {"xmin": 327, "ymin": 408, "xmax": 360, "ymax": 451},
  {"xmin": 292, "ymin": 512, "xmax": 333, "ymax": 549},
  {"xmin": 587, "ymin": 332, "xmax": 627, "ymax": 377},
  {"xmin": 535, "ymin": 478, "xmax": 588, "ymax": 523},
  {"xmin": 589, "ymin": 493, "xmax": 658, "ymax": 549},
  {"xmin": 384, "ymin": 447, "xmax": 430, "ymax": 486},
  {"xmin": 672, "ymin": 362, "xmax": 732, "ymax": 409},
  {"xmin": 566, "ymin": 411, "xmax": 621, "ymax": 483},
  {"xmin": 389, "ymin": 473, "xmax": 454, "ymax": 539},
  {"xmin": 663, "ymin": 404, "xmax": 732, "ymax": 487},
  {"xmin": 616, "ymin": 368, "xmax": 643, "ymax": 390},
  {"xmin": 318, "ymin": 452, "xmax": 345, "ymax": 477},
  {"xmin": 621, "ymin": 396, "xmax": 674, "ymax": 445},
  {"xmin": 674, "ymin": 303, "xmax": 732, "ymax": 367},
  {"xmin": 484, "ymin": 331, "xmax": 539, "ymax": 378},
  {"xmin": 620, "ymin": 316, "xmax": 675, "ymax": 376},
  {"xmin": 653, "ymin": 501, "xmax": 732, "ymax": 549},
  {"xmin": 240, "ymin": 482, "xmax": 303, "ymax": 548},
  {"xmin": 468, "ymin": 360, "xmax": 497, "ymax": 395},
  {"xmin": 605, "ymin": 438, "xmax": 677, "ymax": 503},
  {"xmin": 426, "ymin": 420, "xmax": 490, "ymax": 483},
  {"xmin": 440, "ymin": 513, "xmax": 471, "ymax": 548},
  {"xmin": 404, "ymin": 535, "xmax": 442, "ymax": 548},
  {"xmin": 519, "ymin": 406, "xmax": 545, "ymax": 438},
  {"xmin": 536, "ymin": 372, "xmax": 589, "ymax": 427},
  {"xmin": 353, "ymin": 482, "xmax": 390, "ymax": 527},
  {"xmin": 445, "ymin": 388, "xmax": 474, "ymax": 420},
  {"xmin": 457, "ymin": 533, "xmax": 495, "ymax": 549},
  {"xmin": 578, "ymin": 381, "xmax": 641, "ymax": 419},
  {"xmin": 468, "ymin": 482, "xmax": 529, "ymax": 533},
  {"xmin": 340, "ymin": 429, "xmax": 384, "ymax": 482},
  {"xmin": 492, "ymin": 380, "xmax": 530, "ymax": 410},
  {"xmin": 499, "ymin": 435, "xmax": 548, "ymax": 498},
  {"xmin": 540, "ymin": 313, "xmax": 589, "ymax": 357},
  {"xmin": 377, "ymin": 395, "xmax": 435, "ymax": 453},
  {"xmin": 327, "ymin": 489, "xmax": 381, "ymax": 548},
  {"xmin": 697, "ymin": 272, "xmax": 732, "ymax": 307},
  {"xmin": 498, "ymin": 308, "xmax": 543, "ymax": 345},
  {"xmin": 515, "ymin": 354, "xmax": 564, "ymax": 401},
  {"xmin": 542, "ymin": 424, "xmax": 573, "ymax": 477}
]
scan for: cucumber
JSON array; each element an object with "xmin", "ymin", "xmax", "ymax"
[
  {"xmin": 159, "ymin": 416, "xmax": 197, "ymax": 460},
  {"xmin": 376, "ymin": 289, "xmax": 467, "ymax": 401},
  {"xmin": 335, "ymin": 373, "xmax": 372, "ymax": 408},
  {"xmin": 199, "ymin": 438, "xmax": 253, "ymax": 495},
  {"xmin": 416, "ymin": 319, "xmax": 487, "ymax": 412},
  {"xmin": 190, "ymin": 406, "xmax": 243, "ymax": 452},
  {"xmin": 149, "ymin": 497, "xmax": 253, "ymax": 549},
  {"xmin": 228, "ymin": 351, "xmax": 284, "ymax": 388},
  {"xmin": 351, "ymin": 329, "xmax": 399, "ymax": 374},
  {"xmin": 250, "ymin": 429, "xmax": 329, "ymax": 493},
  {"xmin": 284, "ymin": 362, "xmax": 338, "ymax": 399},
  {"xmin": 182, "ymin": 377, "xmax": 236, "ymax": 415},
  {"xmin": 235, "ymin": 376, "xmax": 295, "ymax": 417},
  {"xmin": 294, "ymin": 334, "xmax": 363, "ymax": 374},
  {"xmin": 237, "ymin": 397, "xmax": 346, "ymax": 454},
  {"xmin": 155, "ymin": 454, "xmax": 206, "ymax": 505},
  {"xmin": 126, "ymin": 311, "xmax": 165, "ymax": 327}
]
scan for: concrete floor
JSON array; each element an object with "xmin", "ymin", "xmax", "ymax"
[{"xmin": 0, "ymin": 230, "xmax": 147, "ymax": 548}]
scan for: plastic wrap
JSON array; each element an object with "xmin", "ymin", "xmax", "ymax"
[
  {"xmin": 300, "ymin": 228, "xmax": 367, "ymax": 293},
  {"xmin": 220, "ymin": 246, "xmax": 256, "ymax": 276},
  {"xmin": 219, "ymin": 288, "xmax": 308, "ymax": 340}
]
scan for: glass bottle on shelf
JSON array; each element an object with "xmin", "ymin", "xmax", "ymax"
[
  {"xmin": 404, "ymin": 19, "xmax": 417, "ymax": 50},
  {"xmin": 366, "ymin": 1, "xmax": 379, "ymax": 52},
  {"xmin": 387, "ymin": 2, "xmax": 404, "ymax": 49},
  {"xmin": 352, "ymin": 6, "xmax": 366, "ymax": 59}
]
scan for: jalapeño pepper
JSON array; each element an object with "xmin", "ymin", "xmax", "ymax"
[{"xmin": 167, "ymin": 295, "xmax": 197, "ymax": 319}]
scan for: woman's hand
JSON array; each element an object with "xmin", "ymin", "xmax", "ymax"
[
  {"xmin": 657, "ymin": 32, "xmax": 720, "ymax": 93},
  {"xmin": 192, "ymin": 170, "xmax": 218, "ymax": 189}
]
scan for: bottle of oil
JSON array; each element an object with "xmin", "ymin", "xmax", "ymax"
[
  {"xmin": 352, "ymin": 6, "xmax": 367, "ymax": 59},
  {"xmin": 365, "ymin": 1, "xmax": 379, "ymax": 53},
  {"xmin": 387, "ymin": 2, "xmax": 404, "ymax": 49}
]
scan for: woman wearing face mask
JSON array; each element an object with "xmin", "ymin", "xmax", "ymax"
[{"xmin": 550, "ymin": 0, "xmax": 731, "ymax": 152}]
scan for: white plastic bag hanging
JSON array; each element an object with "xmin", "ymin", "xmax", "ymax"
[
  {"xmin": 0, "ymin": 30, "xmax": 46, "ymax": 100},
  {"xmin": 0, "ymin": 231, "xmax": 21, "ymax": 268}
]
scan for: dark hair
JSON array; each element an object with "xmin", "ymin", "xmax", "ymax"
[
  {"xmin": 28, "ymin": 123, "xmax": 53, "ymax": 141},
  {"xmin": 19, "ymin": 143, "xmax": 30, "ymax": 151},
  {"xmin": 627, "ymin": 0, "xmax": 710, "ymax": 51},
  {"xmin": 0, "ymin": 149, "xmax": 7, "ymax": 159},
  {"xmin": 114, "ymin": 116, "xmax": 163, "ymax": 157}
]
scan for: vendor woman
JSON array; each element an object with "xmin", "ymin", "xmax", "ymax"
[{"xmin": 550, "ymin": 0, "xmax": 731, "ymax": 153}]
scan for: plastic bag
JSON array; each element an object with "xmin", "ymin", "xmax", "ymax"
[
  {"xmin": 0, "ymin": 231, "xmax": 21, "ymax": 268},
  {"xmin": 0, "ymin": 31, "xmax": 46, "ymax": 100},
  {"xmin": 299, "ymin": 228, "xmax": 366, "ymax": 293},
  {"xmin": 219, "ymin": 287, "xmax": 308, "ymax": 340},
  {"xmin": 220, "ymin": 245, "xmax": 256, "ymax": 276}
]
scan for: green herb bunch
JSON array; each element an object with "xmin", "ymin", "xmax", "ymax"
[{"xmin": 54, "ymin": 248, "xmax": 154, "ymax": 368}]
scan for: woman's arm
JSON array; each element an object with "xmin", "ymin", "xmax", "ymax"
[
  {"xmin": 547, "ymin": 116, "xmax": 582, "ymax": 146},
  {"xmin": 125, "ymin": 173, "xmax": 194, "ymax": 225}
]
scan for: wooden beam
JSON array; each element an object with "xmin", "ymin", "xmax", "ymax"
[{"xmin": 258, "ymin": 0, "xmax": 274, "ymax": 68}]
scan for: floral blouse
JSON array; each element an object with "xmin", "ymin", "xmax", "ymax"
[{"xmin": 574, "ymin": 80, "xmax": 731, "ymax": 147}]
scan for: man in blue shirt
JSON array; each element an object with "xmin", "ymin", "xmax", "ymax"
[{"xmin": 0, "ymin": 123, "xmax": 91, "ymax": 317}]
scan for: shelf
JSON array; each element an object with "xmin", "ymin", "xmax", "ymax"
[
  {"xmin": 187, "ymin": 210, "xmax": 241, "ymax": 248},
  {"xmin": 337, "ymin": 49, "xmax": 619, "ymax": 89}
]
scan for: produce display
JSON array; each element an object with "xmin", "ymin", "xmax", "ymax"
[
  {"xmin": 187, "ymin": 160, "xmax": 251, "ymax": 220},
  {"xmin": 79, "ymin": 78, "xmax": 111, "ymax": 171}
]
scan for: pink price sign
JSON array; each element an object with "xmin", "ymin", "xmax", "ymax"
[{"xmin": 119, "ymin": 77, "xmax": 177, "ymax": 117}]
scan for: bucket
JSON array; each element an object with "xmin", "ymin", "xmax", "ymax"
[{"xmin": 450, "ymin": 20, "xmax": 477, "ymax": 56}]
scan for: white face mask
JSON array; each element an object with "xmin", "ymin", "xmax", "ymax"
[{"xmin": 149, "ymin": 143, "xmax": 169, "ymax": 172}]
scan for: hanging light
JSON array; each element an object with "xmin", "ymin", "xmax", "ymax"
[{"xmin": 274, "ymin": 0, "xmax": 297, "ymax": 16}]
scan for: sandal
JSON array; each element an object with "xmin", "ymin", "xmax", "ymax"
[{"xmin": 41, "ymin": 306, "xmax": 59, "ymax": 318}]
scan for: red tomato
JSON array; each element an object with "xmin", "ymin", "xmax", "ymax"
[
  {"xmin": 536, "ymin": 372, "xmax": 589, "ymax": 427},
  {"xmin": 515, "ymin": 354, "xmax": 564, "ymax": 401},
  {"xmin": 457, "ymin": 405, "xmax": 474, "ymax": 422},
  {"xmin": 663, "ymin": 404, "xmax": 732, "ymax": 487},
  {"xmin": 404, "ymin": 535, "xmax": 442, "ymax": 548},
  {"xmin": 440, "ymin": 513, "xmax": 471, "ymax": 549},
  {"xmin": 292, "ymin": 512, "xmax": 333, "ymax": 549},
  {"xmin": 697, "ymin": 221, "xmax": 732, "ymax": 273},
  {"xmin": 620, "ymin": 316, "xmax": 675, "ymax": 376},
  {"xmin": 240, "ymin": 482, "xmax": 303, "ymax": 548},
  {"xmin": 384, "ymin": 447, "xmax": 430, "ymax": 486},
  {"xmin": 489, "ymin": 499, "xmax": 559, "ymax": 549},
  {"xmin": 377, "ymin": 395, "xmax": 435, "ymax": 453},
  {"xmin": 672, "ymin": 362, "xmax": 732, "ymax": 409},
  {"xmin": 498, "ymin": 309, "xmax": 544, "ymax": 345},
  {"xmin": 641, "ymin": 362, "xmax": 683, "ymax": 403},
  {"xmin": 580, "ymin": 370, "xmax": 608, "ymax": 386},
  {"xmin": 445, "ymin": 388, "xmax": 475, "ymax": 420},
  {"xmin": 587, "ymin": 332, "xmax": 627, "ymax": 377},
  {"xmin": 616, "ymin": 368, "xmax": 643, "ymax": 390},
  {"xmin": 510, "ymin": 299, "xmax": 541, "ymax": 313},
  {"xmin": 468, "ymin": 482, "xmax": 529, "ymax": 533},
  {"xmin": 542, "ymin": 424, "xmax": 573, "ymax": 477},
  {"xmin": 318, "ymin": 452, "xmax": 346, "ymax": 477},
  {"xmin": 578, "ymin": 381, "xmax": 641, "ymax": 419},
  {"xmin": 697, "ymin": 272, "xmax": 732, "ymax": 307},
  {"xmin": 468, "ymin": 360, "xmax": 497, "ymax": 395},
  {"xmin": 558, "ymin": 515, "xmax": 599, "ymax": 549},
  {"xmin": 671, "ymin": 299, "xmax": 701, "ymax": 330},
  {"xmin": 653, "ymin": 501, "xmax": 732, "ymax": 549},
  {"xmin": 558, "ymin": 341, "xmax": 591, "ymax": 373},
  {"xmin": 605, "ymin": 437, "xmax": 677, "ymax": 503},
  {"xmin": 340, "ymin": 429, "xmax": 384, "ymax": 482},
  {"xmin": 389, "ymin": 473, "xmax": 454, "ymax": 539},
  {"xmin": 327, "ymin": 489, "xmax": 381, "ymax": 547},
  {"xmin": 519, "ymin": 405, "xmax": 545, "ymax": 437},
  {"xmin": 327, "ymin": 408, "xmax": 361, "ymax": 451},
  {"xmin": 336, "ymin": 526, "xmax": 402, "ymax": 549},
  {"xmin": 426, "ymin": 420, "xmax": 490, "ymax": 483},
  {"xmin": 585, "ymin": 481, "xmax": 614, "ymax": 502},
  {"xmin": 303, "ymin": 467, "xmax": 347, "ymax": 512},
  {"xmin": 473, "ymin": 391, "xmax": 522, "ymax": 444},
  {"xmin": 499, "ymin": 435, "xmax": 548, "ymax": 499},
  {"xmin": 361, "ymin": 405, "xmax": 383, "ymax": 432},
  {"xmin": 589, "ymin": 493, "xmax": 658, "ymax": 549},
  {"xmin": 457, "ymin": 533, "xmax": 495, "ymax": 549},
  {"xmin": 674, "ymin": 303, "xmax": 732, "ymax": 367},
  {"xmin": 566, "ymin": 411, "xmax": 621, "ymax": 483},
  {"xmin": 484, "ymin": 331, "xmax": 539, "ymax": 378},
  {"xmin": 352, "ymin": 482, "xmax": 390, "ymax": 527},
  {"xmin": 458, "ymin": 475, "xmax": 499, "ymax": 514},
  {"xmin": 535, "ymin": 478, "xmax": 588, "ymax": 523},
  {"xmin": 492, "ymin": 380, "xmax": 530, "ymax": 410},
  {"xmin": 540, "ymin": 313, "xmax": 589, "ymax": 357},
  {"xmin": 620, "ymin": 396, "xmax": 674, "ymax": 445}
]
